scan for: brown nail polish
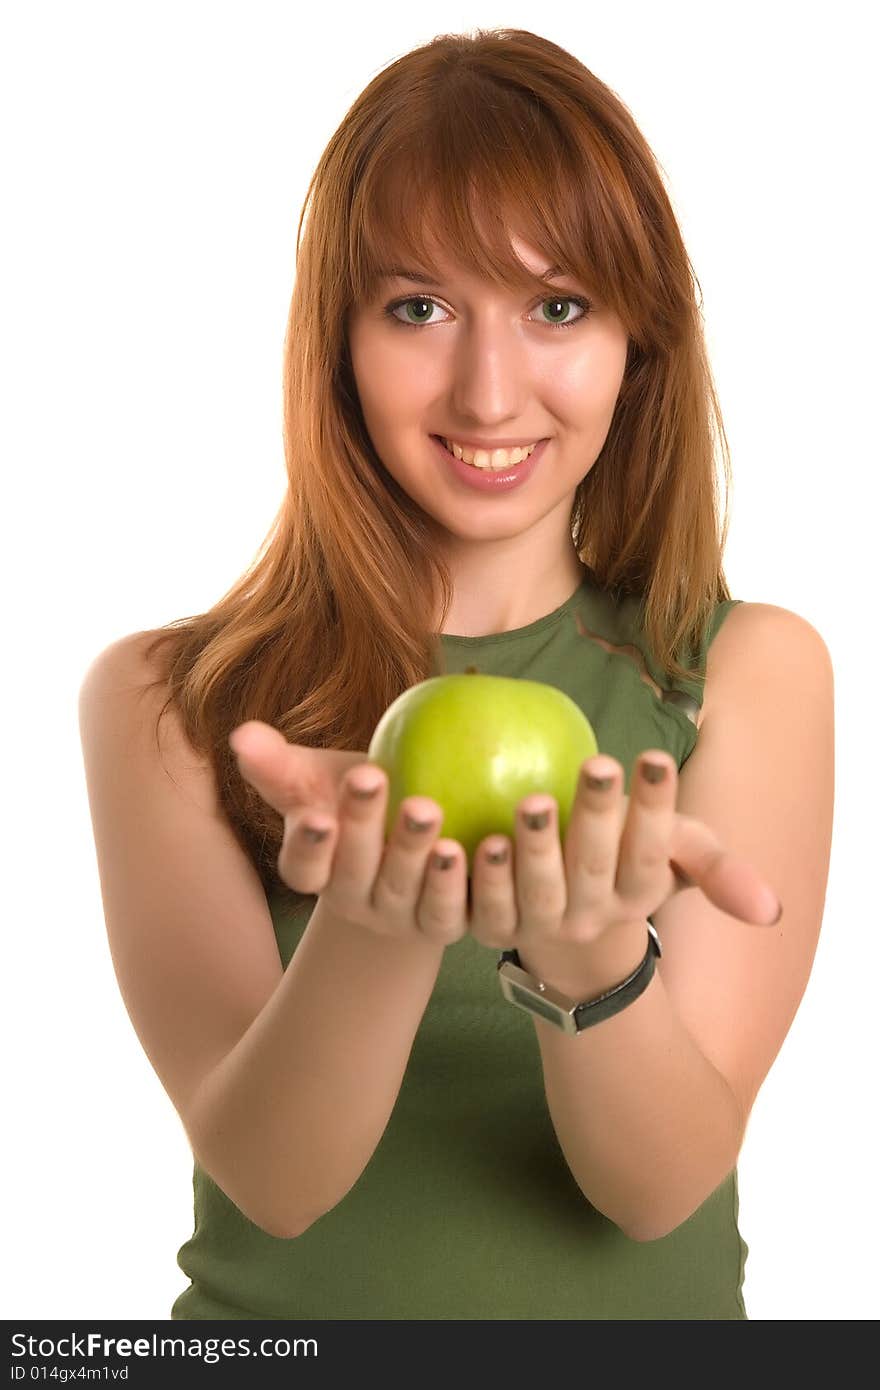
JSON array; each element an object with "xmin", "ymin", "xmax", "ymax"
[
  {"xmin": 301, "ymin": 824, "xmax": 330, "ymax": 843},
  {"xmin": 584, "ymin": 772, "xmax": 614, "ymax": 792},
  {"xmin": 350, "ymin": 781, "xmax": 381, "ymax": 799},
  {"xmin": 641, "ymin": 760, "xmax": 667, "ymax": 784}
]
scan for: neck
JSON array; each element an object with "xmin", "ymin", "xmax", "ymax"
[{"xmin": 439, "ymin": 550, "xmax": 587, "ymax": 639}]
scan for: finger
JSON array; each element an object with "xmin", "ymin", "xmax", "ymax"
[
  {"xmin": 614, "ymin": 751, "xmax": 678, "ymax": 902},
  {"xmin": 370, "ymin": 797, "xmax": 445, "ymax": 925},
  {"xmin": 468, "ymin": 836, "xmax": 516, "ymax": 947},
  {"xmin": 669, "ymin": 816, "xmax": 782, "ymax": 926},
  {"xmin": 416, "ymin": 838, "xmax": 469, "ymax": 944},
  {"xmin": 276, "ymin": 755, "xmax": 383, "ymax": 897},
  {"xmin": 230, "ymin": 721, "xmax": 365, "ymax": 819},
  {"xmin": 513, "ymin": 794, "xmax": 567, "ymax": 940},
  {"xmin": 230, "ymin": 721, "xmax": 334, "ymax": 817},
  {"xmin": 563, "ymin": 755, "xmax": 626, "ymax": 931},
  {"xmin": 229, "ymin": 720, "xmax": 295, "ymax": 785},
  {"xmin": 319, "ymin": 764, "xmax": 389, "ymax": 918},
  {"xmin": 277, "ymin": 814, "xmax": 339, "ymax": 896}
]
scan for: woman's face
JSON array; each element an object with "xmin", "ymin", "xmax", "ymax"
[{"xmin": 346, "ymin": 233, "xmax": 629, "ymax": 551}]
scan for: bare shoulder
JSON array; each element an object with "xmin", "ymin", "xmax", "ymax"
[
  {"xmin": 79, "ymin": 627, "xmax": 191, "ymax": 751},
  {"xmin": 79, "ymin": 627, "xmax": 170, "ymax": 695},
  {"xmin": 701, "ymin": 601, "xmax": 833, "ymax": 726},
  {"xmin": 79, "ymin": 628, "xmax": 219, "ymax": 814}
]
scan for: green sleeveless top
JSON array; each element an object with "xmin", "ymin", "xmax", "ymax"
[{"xmin": 171, "ymin": 570, "xmax": 748, "ymax": 1320}]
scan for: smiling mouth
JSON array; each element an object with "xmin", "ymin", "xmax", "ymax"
[{"xmin": 433, "ymin": 436, "xmax": 541, "ymax": 470}]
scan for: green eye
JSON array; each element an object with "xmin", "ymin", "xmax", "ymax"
[
  {"xmin": 385, "ymin": 294, "xmax": 592, "ymax": 331},
  {"xmin": 541, "ymin": 298, "xmax": 576, "ymax": 325},
  {"xmin": 396, "ymin": 299, "xmax": 435, "ymax": 325}
]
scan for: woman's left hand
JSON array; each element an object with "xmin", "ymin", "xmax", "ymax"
[{"xmin": 467, "ymin": 749, "xmax": 782, "ymax": 958}]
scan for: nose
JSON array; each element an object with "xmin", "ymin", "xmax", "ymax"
[{"xmin": 449, "ymin": 312, "xmax": 529, "ymax": 424}]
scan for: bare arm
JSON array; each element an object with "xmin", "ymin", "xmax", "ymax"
[
  {"xmin": 188, "ymin": 897, "xmax": 445, "ymax": 1237},
  {"xmin": 525, "ymin": 924, "xmax": 743, "ymax": 1243},
  {"xmin": 78, "ymin": 634, "xmax": 447, "ymax": 1242},
  {"xmin": 520, "ymin": 605, "xmax": 833, "ymax": 1242}
]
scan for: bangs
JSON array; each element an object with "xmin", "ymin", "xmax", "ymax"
[{"xmin": 346, "ymin": 81, "xmax": 639, "ymax": 332}]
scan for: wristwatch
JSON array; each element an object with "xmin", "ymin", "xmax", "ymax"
[{"xmin": 496, "ymin": 920, "xmax": 661, "ymax": 1036}]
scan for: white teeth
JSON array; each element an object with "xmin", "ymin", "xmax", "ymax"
[{"xmin": 442, "ymin": 438, "xmax": 538, "ymax": 469}]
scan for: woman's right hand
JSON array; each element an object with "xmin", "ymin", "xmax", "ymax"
[{"xmin": 229, "ymin": 719, "xmax": 469, "ymax": 946}]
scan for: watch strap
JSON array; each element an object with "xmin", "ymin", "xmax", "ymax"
[{"xmin": 498, "ymin": 919, "xmax": 661, "ymax": 1031}]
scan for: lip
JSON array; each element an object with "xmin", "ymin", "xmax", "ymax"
[
  {"xmin": 430, "ymin": 434, "xmax": 547, "ymax": 493},
  {"xmin": 436, "ymin": 435, "xmax": 547, "ymax": 450}
]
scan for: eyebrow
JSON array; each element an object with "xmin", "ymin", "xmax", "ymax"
[{"xmin": 378, "ymin": 264, "xmax": 569, "ymax": 285}]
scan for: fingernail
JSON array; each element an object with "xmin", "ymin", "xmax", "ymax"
[
  {"xmin": 350, "ymin": 780, "xmax": 382, "ymax": 799},
  {"xmin": 301, "ymin": 824, "xmax": 330, "ymax": 843},
  {"xmin": 584, "ymin": 771, "xmax": 614, "ymax": 792},
  {"xmin": 641, "ymin": 760, "xmax": 667, "ymax": 784},
  {"xmin": 486, "ymin": 844, "xmax": 509, "ymax": 865},
  {"xmin": 523, "ymin": 809, "xmax": 550, "ymax": 831},
  {"xmin": 404, "ymin": 812, "xmax": 436, "ymax": 833},
  {"xmin": 433, "ymin": 852, "xmax": 456, "ymax": 870}
]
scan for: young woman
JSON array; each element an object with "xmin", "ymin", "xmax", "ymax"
[{"xmin": 78, "ymin": 28, "xmax": 834, "ymax": 1320}]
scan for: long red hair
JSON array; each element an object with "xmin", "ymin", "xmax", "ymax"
[{"xmin": 140, "ymin": 27, "xmax": 733, "ymax": 897}]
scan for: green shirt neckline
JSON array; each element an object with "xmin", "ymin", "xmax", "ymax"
[{"xmin": 439, "ymin": 569, "xmax": 594, "ymax": 647}]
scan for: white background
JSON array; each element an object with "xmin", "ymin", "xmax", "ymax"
[{"xmin": 3, "ymin": 0, "xmax": 876, "ymax": 1322}]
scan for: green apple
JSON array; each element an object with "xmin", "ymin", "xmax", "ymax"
[{"xmin": 367, "ymin": 669, "xmax": 599, "ymax": 874}]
